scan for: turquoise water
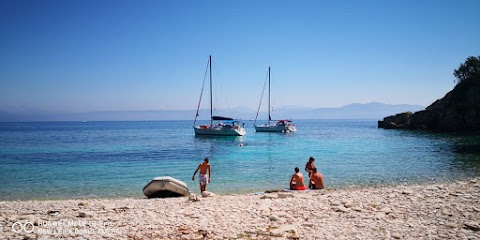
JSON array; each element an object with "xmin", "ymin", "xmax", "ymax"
[{"xmin": 0, "ymin": 120, "xmax": 479, "ymax": 200}]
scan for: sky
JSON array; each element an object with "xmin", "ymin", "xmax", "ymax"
[{"xmin": 0, "ymin": 0, "xmax": 479, "ymax": 113}]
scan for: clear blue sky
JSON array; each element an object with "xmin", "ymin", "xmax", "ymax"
[{"xmin": 1, "ymin": 0, "xmax": 479, "ymax": 113}]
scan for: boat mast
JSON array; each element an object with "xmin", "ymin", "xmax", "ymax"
[
  {"xmin": 268, "ymin": 66, "xmax": 271, "ymax": 125},
  {"xmin": 209, "ymin": 55, "xmax": 213, "ymax": 126},
  {"xmin": 194, "ymin": 57, "xmax": 210, "ymax": 126}
]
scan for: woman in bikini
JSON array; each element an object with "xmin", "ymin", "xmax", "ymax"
[
  {"xmin": 305, "ymin": 156, "xmax": 316, "ymax": 178},
  {"xmin": 305, "ymin": 156, "xmax": 317, "ymax": 188}
]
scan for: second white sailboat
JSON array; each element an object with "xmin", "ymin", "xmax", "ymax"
[{"xmin": 254, "ymin": 67, "xmax": 296, "ymax": 133}]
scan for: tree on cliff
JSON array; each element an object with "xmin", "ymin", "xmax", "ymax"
[{"xmin": 453, "ymin": 55, "xmax": 480, "ymax": 84}]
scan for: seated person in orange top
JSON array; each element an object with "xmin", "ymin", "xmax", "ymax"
[
  {"xmin": 290, "ymin": 167, "xmax": 307, "ymax": 190},
  {"xmin": 309, "ymin": 167, "xmax": 324, "ymax": 189}
]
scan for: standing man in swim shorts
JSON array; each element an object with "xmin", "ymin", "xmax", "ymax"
[{"xmin": 192, "ymin": 157, "xmax": 211, "ymax": 192}]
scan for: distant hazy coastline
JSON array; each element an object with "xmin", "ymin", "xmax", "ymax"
[{"xmin": 0, "ymin": 102, "xmax": 423, "ymax": 122}]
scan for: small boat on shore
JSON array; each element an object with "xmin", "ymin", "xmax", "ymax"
[{"xmin": 143, "ymin": 176, "xmax": 189, "ymax": 198}]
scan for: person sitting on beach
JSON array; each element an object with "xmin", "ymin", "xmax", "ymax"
[
  {"xmin": 309, "ymin": 167, "xmax": 324, "ymax": 189},
  {"xmin": 192, "ymin": 157, "xmax": 211, "ymax": 193},
  {"xmin": 290, "ymin": 167, "xmax": 307, "ymax": 190}
]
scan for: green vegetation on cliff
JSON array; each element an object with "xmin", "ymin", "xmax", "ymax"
[{"xmin": 454, "ymin": 55, "xmax": 480, "ymax": 85}]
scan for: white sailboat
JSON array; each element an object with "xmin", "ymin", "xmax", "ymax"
[
  {"xmin": 193, "ymin": 55, "xmax": 246, "ymax": 136},
  {"xmin": 254, "ymin": 67, "xmax": 297, "ymax": 132}
]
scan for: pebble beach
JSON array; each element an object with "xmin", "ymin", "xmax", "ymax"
[{"xmin": 1, "ymin": 178, "xmax": 479, "ymax": 240}]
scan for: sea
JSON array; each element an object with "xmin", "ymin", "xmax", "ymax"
[{"xmin": 0, "ymin": 120, "xmax": 479, "ymax": 200}]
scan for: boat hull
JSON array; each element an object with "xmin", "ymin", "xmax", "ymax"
[
  {"xmin": 143, "ymin": 176, "xmax": 189, "ymax": 198},
  {"xmin": 255, "ymin": 124, "xmax": 296, "ymax": 132},
  {"xmin": 194, "ymin": 125, "xmax": 246, "ymax": 136}
]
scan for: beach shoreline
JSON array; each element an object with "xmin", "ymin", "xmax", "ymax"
[
  {"xmin": 2, "ymin": 177, "xmax": 472, "ymax": 202},
  {"xmin": 1, "ymin": 178, "xmax": 479, "ymax": 239}
]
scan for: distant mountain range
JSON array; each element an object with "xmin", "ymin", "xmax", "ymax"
[
  {"xmin": 272, "ymin": 102, "xmax": 425, "ymax": 120},
  {"xmin": 0, "ymin": 102, "xmax": 424, "ymax": 122}
]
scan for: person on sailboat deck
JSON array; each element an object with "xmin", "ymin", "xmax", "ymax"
[
  {"xmin": 309, "ymin": 167, "xmax": 324, "ymax": 189},
  {"xmin": 290, "ymin": 167, "xmax": 307, "ymax": 190},
  {"xmin": 192, "ymin": 157, "xmax": 211, "ymax": 193}
]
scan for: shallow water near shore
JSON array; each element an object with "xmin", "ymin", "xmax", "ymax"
[{"xmin": 0, "ymin": 120, "xmax": 479, "ymax": 200}]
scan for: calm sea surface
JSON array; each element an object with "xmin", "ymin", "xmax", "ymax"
[{"xmin": 0, "ymin": 120, "xmax": 479, "ymax": 200}]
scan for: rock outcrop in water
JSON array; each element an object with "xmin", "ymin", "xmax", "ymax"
[{"xmin": 379, "ymin": 57, "xmax": 480, "ymax": 132}]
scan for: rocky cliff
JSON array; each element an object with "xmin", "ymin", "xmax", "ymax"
[{"xmin": 378, "ymin": 77, "xmax": 480, "ymax": 132}]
